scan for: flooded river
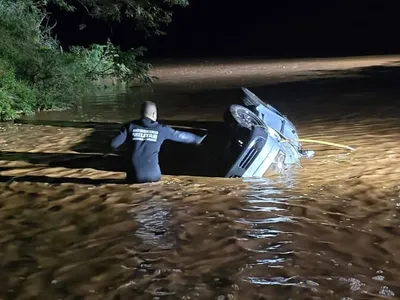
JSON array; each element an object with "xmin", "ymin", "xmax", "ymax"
[{"xmin": 1, "ymin": 56, "xmax": 400, "ymax": 299}]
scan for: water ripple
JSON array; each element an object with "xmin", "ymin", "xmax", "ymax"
[{"xmin": 2, "ymin": 56, "xmax": 400, "ymax": 299}]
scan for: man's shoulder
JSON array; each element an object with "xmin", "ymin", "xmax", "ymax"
[
  {"xmin": 130, "ymin": 119, "xmax": 142, "ymax": 125},
  {"xmin": 157, "ymin": 122, "xmax": 168, "ymax": 128},
  {"xmin": 157, "ymin": 123, "xmax": 173, "ymax": 132},
  {"xmin": 127, "ymin": 119, "xmax": 145, "ymax": 128},
  {"xmin": 128, "ymin": 119, "xmax": 166, "ymax": 132}
]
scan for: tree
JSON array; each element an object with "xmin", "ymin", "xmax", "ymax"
[
  {"xmin": 0, "ymin": 0, "xmax": 189, "ymax": 120},
  {"xmin": 38, "ymin": 0, "xmax": 189, "ymax": 35}
]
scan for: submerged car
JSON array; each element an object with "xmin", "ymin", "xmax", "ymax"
[
  {"xmin": 160, "ymin": 87, "xmax": 314, "ymax": 179},
  {"xmin": 219, "ymin": 88, "xmax": 314, "ymax": 178},
  {"xmin": 241, "ymin": 87, "xmax": 302, "ymax": 150}
]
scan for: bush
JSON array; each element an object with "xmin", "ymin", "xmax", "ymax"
[
  {"xmin": 0, "ymin": 0, "xmax": 89, "ymax": 118},
  {"xmin": 24, "ymin": 48, "xmax": 93, "ymax": 110},
  {"xmin": 71, "ymin": 40, "xmax": 155, "ymax": 85},
  {"xmin": 0, "ymin": 0, "xmax": 155, "ymax": 121},
  {"xmin": 0, "ymin": 60, "xmax": 37, "ymax": 120}
]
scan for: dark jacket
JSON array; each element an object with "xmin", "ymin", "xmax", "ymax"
[{"xmin": 111, "ymin": 117, "xmax": 204, "ymax": 183}]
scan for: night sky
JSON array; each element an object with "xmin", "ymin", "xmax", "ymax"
[{"xmin": 50, "ymin": 0, "xmax": 400, "ymax": 59}]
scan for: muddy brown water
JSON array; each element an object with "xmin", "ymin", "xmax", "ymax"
[{"xmin": 1, "ymin": 56, "xmax": 400, "ymax": 300}]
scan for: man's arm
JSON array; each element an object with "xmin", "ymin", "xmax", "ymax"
[
  {"xmin": 163, "ymin": 125, "xmax": 206, "ymax": 144},
  {"xmin": 111, "ymin": 125, "xmax": 128, "ymax": 150}
]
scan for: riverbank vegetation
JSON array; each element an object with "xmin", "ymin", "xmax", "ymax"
[{"xmin": 0, "ymin": 0, "xmax": 188, "ymax": 121}]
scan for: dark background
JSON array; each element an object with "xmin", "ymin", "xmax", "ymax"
[{"xmin": 49, "ymin": 0, "xmax": 400, "ymax": 59}]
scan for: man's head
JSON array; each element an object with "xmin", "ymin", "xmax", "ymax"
[{"xmin": 140, "ymin": 101, "xmax": 157, "ymax": 121}]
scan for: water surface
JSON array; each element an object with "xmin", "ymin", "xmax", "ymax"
[{"xmin": 1, "ymin": 56, "xmax": 400, "ymax": 300}]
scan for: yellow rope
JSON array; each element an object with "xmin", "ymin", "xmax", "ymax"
[
  {"xmin": 285, "ymin": 138, "xmax": 356, "ymax": 151},
  {"xmin": 254, "ymin": 125, "xmax": 355, "ymax": 151},
  {"xmin": 171, "ymin": 124, "xmax": 355, "ymax": 151}
]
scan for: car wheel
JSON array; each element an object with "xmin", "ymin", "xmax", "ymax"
[{"xmin": 225, "ymin": 104, "xmax": 265, "ymax": 130}]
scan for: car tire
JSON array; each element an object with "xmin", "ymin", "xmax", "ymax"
[{"xmin": 224, "ymin": 104, "xmax": 265, "ymax": 130}]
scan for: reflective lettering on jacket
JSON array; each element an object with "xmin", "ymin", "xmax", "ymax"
[{"xmin": 131, "ymin": 128, "xmax": 159, "ymax": 142}]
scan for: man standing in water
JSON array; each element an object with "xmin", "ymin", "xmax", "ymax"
[{"xmin": 110, "ymin": 101, "xmax": 206, "ymax": 183}]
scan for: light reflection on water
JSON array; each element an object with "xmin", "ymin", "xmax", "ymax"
[{"xmin": 1, "ymin": 57, "xmax": 400, "ymax": 299}]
